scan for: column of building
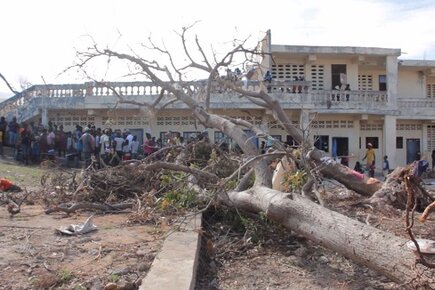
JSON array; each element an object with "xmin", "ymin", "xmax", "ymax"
[
  {"xmin": 386, "ymin": 55, "xmax": 398, "ymax": 108},
  {"xmin": 383, "ymin": 55, "xmax": 399, "ymax": 169},
  {"xmin": 299, "ymin": 109, "xmax": 311, "ymax": 140},
  {"xmin": 383, "ymin": 115, "xmax": 396, "ymax": 169}
]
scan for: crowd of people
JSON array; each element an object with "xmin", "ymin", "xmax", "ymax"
[{"xmin": 0, "ymin": 116, "xmax": 165, "ymax": 168}]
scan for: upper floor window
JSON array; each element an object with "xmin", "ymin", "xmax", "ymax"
[
  {"xmin": 427, "ymin": 84, "xmax": 435, "ymax": 98},
  {"xmin": 358, "ymin": 75, "xmax": 373, "ymax": 91},
  {"xmin": 271, "ymin": 64, "xmax": 305, "ymax": 80},
  {"xmin": 379, "ymin": 75, "xmax": 387, "ymax": 91},
  {"xmin": 311, "ymin": 65, "xmax": 325, "ymax": 90}
]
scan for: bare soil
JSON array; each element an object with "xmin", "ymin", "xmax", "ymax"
[
  {"xmin": 0, "ymin": 161, "xmax": 164, "ymax": 290},
  {"xmin": 1, "ymin": 157, "xmax": 434, "ymax": 290}
]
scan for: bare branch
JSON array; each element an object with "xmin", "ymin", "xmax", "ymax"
[{"xmin": 0, "ymin": 73, "xmax": 19, "ymax": 94}]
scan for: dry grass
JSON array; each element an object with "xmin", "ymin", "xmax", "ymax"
[{"xmin": 0, "ymin": 162, "xmax": 45, "ymax": 188}]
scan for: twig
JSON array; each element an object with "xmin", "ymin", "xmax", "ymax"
[
  {"xmin": 93, "ymin": 245, "xmax": 102, "ymax": 261},
  {"xmin": 45, "ymin": 202, "xmax": 135, "ymax": 214},
  {"xmin": 404, "ymin": 175, "xmax": 435, "ymax": 269},
  {"xmin": 0, "ymin": 225, "xmax": 46, "ymax": 229}
]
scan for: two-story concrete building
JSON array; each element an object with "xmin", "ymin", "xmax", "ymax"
[{"xmin": 1, "ymin": 30, "xmax": 434, "ymax": 171}]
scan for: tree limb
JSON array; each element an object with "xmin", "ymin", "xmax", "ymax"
[{"xmin": 0, "ymin": 72, "xmax": 19, "ymax": 94}]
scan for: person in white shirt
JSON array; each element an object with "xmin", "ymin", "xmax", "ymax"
[
  {"xmin": 126, "ymin": 129, "xmax": 134, "ymax": 144},
  {"xmin": 99, "ymin": 129, "xmax": 110, "ymax": 156},
  {"xmin": 122, "ymin": 139, "xmax": 132, "ymax": 160},
  {"xmin": 130, "ymin": 135, "xmax": 140, "ymax": 159},
  {"xmin": 113, "ymin": 130, "xmax": 125, "ymax": 163}
]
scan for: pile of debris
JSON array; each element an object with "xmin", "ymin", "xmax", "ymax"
[{"xmin": 33, "ymin": 141, "xmax": 239, "ymax": 226}]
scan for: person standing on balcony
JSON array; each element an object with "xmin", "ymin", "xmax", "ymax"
[
  {"xmin": 362, "ymin": 143, "xmax": 376, "ymax": 176},
  {"xmin": 264, "ymin": 71, "xmax": 272, "ymax": 93},
  {"xmin": 345, "ymin": 84, "xmax": 351, "ymax": 101}
]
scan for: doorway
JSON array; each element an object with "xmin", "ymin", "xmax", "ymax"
[
  {"xmin": 331, "ymin": 64, "xmax": 347, "ymax": 89},
  {"xmin": 406, "ymin": 138, "xmax": 420, "ymax": 164},
  {"xmin": 332, "ymin": 137, "xmax": 349, "ymax": 166},
  {"xmin": 129, "ymin": 128, "xmax": 144, "ymax": 145},
  {"xmin": 243, "ymin": 130, "xmax": 258, "ymax": 148}
]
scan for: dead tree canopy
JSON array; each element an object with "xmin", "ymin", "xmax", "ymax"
[{"xmin": 71, "ymin": 26, "xmax": 434, "ymax": 288}]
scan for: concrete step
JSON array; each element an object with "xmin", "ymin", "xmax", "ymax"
[{"xmin": 139, "ymin": 214, "xmax": 202, "ymax": 290}]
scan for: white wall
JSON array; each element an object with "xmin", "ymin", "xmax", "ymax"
[{"xmin": 397, "ymin": 70, "xmax": 425, "ymax": 98}]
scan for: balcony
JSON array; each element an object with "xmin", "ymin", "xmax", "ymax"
[{"xmin": 1, "ymin": 81, "xmax": 434, "ymax": 121}]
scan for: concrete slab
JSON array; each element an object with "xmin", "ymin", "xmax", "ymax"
[{"xmin": 139, "ymin": 214, "xmax": 202, "ymax": 290}]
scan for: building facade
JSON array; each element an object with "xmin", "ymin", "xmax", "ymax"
[{"xmin": 1, "ymin": 31, "xmax": 435, "ymax": 171}]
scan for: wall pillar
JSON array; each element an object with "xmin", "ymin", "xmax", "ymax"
[
  {"xmin": 299, "ymin": 110, "xmax": 310, "ymax": 132},
  {"xmin": 386, "ymin": 55, "xmax": 398, "ymax": 108},
  {"xmin": 41, "ymin": 108, "xmax": 48, "ymax": 127},
  {"xmin": 383, "ymin": 115, "xmax": 397, "ymax": 169},
  {"xmin": 260, "ymin": 110, "xmax": 271, "ymax": 133}
]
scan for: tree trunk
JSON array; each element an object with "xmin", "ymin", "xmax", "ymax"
[
  {"xmin": 221, "ymin": 186, "xmax": 434, "ymax": 288},
  {"xmin": 320, "ymin": 160, "xmax": 382, "ymax": 196}
]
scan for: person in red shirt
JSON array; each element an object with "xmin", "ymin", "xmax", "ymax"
[{"xmin": 0, "ymin": 178, "xmax": 21, "ymax": 192}]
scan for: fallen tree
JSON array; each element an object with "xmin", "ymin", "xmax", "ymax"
[{"xmin": 70, "ymin": 25, "xmax": 434, "ymax": 288}]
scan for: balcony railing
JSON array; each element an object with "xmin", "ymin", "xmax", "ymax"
[
  {"xmin": 312, "ymin": 90, "xmax": 388, "ymax": 105},
  {"xmin": 1, "ymin": 80, "xmax": 434, "ymax": 120},
  {"xmin": 398, "ymin": 98, "xmax": 435, "ymax": 108}
]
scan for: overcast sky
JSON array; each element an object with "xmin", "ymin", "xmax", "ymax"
[{"xmin": 1, "ymin": 0, "xmax": 435, "ymax": 99}]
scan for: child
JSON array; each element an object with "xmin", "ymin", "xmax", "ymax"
[
  {"xmin": 383, "ymin": 155, "xmax": 390, "ymax": 180},
  {"xmin": 354, "ymin": 161, "xmax": 364, "ymax": 174},
  {"xmin": 122, "ymin": 139, "xmax": 131, "ymax": 161}
]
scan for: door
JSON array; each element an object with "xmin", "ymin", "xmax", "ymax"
[
  {"xmin": 129, "ymin": 129, "xmax": 144, "ymax": 145},
  {"xmin": 332, "ymin": 137, "xmax": 349, "ymax": 166},
  {"xmin": 406, "ymin": 139, "xmax": 420, "ymax": 164},
  {"xmin": 243, "ymin": 130, "xmax": 258, "ymax": 148},
  {"xmin": 331, "ymin": 64, "xmax": 347, "ymax": 89}
]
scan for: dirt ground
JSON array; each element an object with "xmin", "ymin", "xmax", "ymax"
[
  {"xmin": 1, "ymin": 158, "xmax": 434, "ymax": 290},
  {"xmin": 0, "ymin": 162, "xmax": 164, "ymax": 290}
]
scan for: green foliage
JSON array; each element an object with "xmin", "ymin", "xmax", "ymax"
[
  {"xmin": 224, "ymin": 179, "xmax": 237, "ymax": 191},
  {"xmin": 109, "ymin": 273, "xmax": 120, "ymax": 283},
  {"xmin": 160, "ymin": 187, "xmax": 198, "ymax": 209},
  {"xmin": 208, "ymin": 148, "xmax": 219, "ymax": 165},
  {"xmin": 57, "ymin": 269, "xmax": 73, "ymax": 282},
  {"xmin": 248, "ymin": 173, "xmax": 256, "ymax": 187},
  {"xmin": 259, "ymin": 211, "xmax": 272, "ymax": 224},
  {"xmin": 158, "ymin": 169, "xmax": 201, "ymax": 210},
  {"xmin": 282, "ymin": 170, "xmax": 307, "ymax": 192},
  {"xmin": 160, "ymin": 171, "xmax": 187, "ymax": 187}
]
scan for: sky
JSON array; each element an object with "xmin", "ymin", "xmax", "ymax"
[{"xmin": 1, "ymin": 0, "xmax": 435, "ymax": 99}]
